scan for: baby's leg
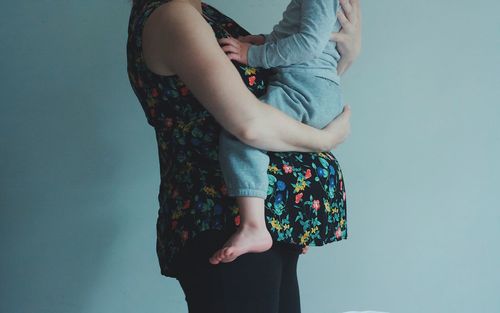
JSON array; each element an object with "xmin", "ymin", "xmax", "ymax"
[
  {"xmin": 211, "ymin": 130, "xmax": 273, "ymax": 264},
  {"xmin": 299, "ymin": 75, "xmax": 344, "ymax": 129},
  {"xmin": 211, "ymin": 77, "xmax": 310, "ymax": 265}
]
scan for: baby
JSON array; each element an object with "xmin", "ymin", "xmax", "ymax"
[{"xmin": 210, "ymin": 0, "xmax": 345, "ymax": 264}]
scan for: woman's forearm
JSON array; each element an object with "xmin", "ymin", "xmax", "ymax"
[{"xmin": 239, "ymin": 99, "xmax": 334, "ymax": 153}]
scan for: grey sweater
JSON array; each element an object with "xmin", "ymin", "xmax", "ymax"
[{"xmin": 247, "ymin": 0, "xmax": 341, "ymax": 84}]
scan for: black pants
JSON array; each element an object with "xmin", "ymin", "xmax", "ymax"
[{"xmin": 171, "ymin": 230, "xmax": 302, "ymax": 313}]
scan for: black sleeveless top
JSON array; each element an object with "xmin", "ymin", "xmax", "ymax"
[{"xmin": 127, "ymin": 1, "xmax": 348, "ymax": 278}]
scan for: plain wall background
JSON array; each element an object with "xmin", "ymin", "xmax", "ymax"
[{"xmin": 1, "ymin": 0, "xmax": 499, "ymax": 312}]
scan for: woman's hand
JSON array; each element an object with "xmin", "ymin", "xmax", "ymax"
[
  {"xmin": 330, "ymin": 0, "xmax": 362, "ymax": 76},
  {"xmin": 218, "ymin": 37, "xmax": 251, "ymax": 65},
  {"xmin": 323, "ymin": 105, "xmax": 352, "ymax": 150}
]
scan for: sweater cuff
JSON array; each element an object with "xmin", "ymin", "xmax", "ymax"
[{"xmin": 247, "ymin": 44, "xmax": 268, "ymax": 69}]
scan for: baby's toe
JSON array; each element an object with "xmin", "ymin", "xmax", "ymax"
[
  {"xmin": 210, "ymin": 250, "xmax": 224, "ymax": 264},
  {"xmin": 223, "ymin": 246, "xmax": 235, "ymax": 258}
]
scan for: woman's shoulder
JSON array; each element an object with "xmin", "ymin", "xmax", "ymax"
[
  {"xmin": 129, "ymin": 1, "xmax": 202, "ymax": 39},
  {"xmin": 132, "ymin": 1, "xmax": 203, "ymax": 32},
  {"xmin": 130, "ymin": 1, "xmax": 217, "ymax": 76}
]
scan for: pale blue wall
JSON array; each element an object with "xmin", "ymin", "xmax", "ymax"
[{"xmin": 1, "ymin": 1, "xmax": 499, "ymax": 312}]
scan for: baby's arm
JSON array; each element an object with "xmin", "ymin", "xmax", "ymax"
[
  {"xmin": 261, "ymin": 1, "xmax": 295, "ymax": 44},
  {"xmin": 248, "ymin": 0, "xmax": 337, "ymax": 69}
]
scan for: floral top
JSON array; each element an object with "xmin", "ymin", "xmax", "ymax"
[{"xmin": 127, "ymin": 0, "xmax": 348, "ymax": 278}]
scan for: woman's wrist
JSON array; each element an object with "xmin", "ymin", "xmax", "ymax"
[{"xmin": 316, "ymin": 130, "xmax": 337, "ymax": 152}]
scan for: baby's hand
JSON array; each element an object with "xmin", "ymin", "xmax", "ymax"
[
  {"xmin": 302, "ymin": 246, "xmax": 309, "ymax": 254},
  {"xmin": 238, "ymin": 35, "xmax": 266, "ymax": 46},
  {"xmin": 218, "ymin": 37, "xmax": 251, "ymax": 65}
]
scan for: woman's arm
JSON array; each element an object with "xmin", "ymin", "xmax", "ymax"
[
  {"xmin": 330, "ymin": 0, "xmax": 362, "ymax": 76},
  {"xmin": 142, "ymin": 2, "xmax": 350, "ymax": 153}
]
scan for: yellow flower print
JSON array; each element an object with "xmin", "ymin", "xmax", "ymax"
[
  {"xmin": 300, "ymin": 230, "xmax": 311, "ymax": 245},
  {"xmin": 146, "ymin": 98, "xmax": 155, "ymax": 108},
  {"xmin": 178, "ymin": 121, "xmax": 193, "ymax": 133},
  {"xmin": 203, "ymin": 186, "xmax": 217, "ymax": 197},
  {"xmin": 244, "ymin": 67, "xmax": 257, "ymax": 76},
  {"xmin": 268, "ymin": 164, "xmax": 279, "ymax": 174},
  {"xmin": 323, "ymin": 200, "xmax": 331, "ymax": 213},
  {"xmin": 310, "ymin": 226, "xmax": 319, "ymax": 234},
  {"xmin": 318, "ymin": 152, "xmax": 328, "ymax": 159},
  {"xmin": 271, "ymin": 218, "xmax": 283, "ymax": 231},
  {"xmin": 294, "ymin": 178, "xmax": 307, "ymax": 193},
  {"xmin": 172, "ymin": 210, "xmax": 183, "ymax": 219},
  {"xmin": 340, "ymin": 218, "xmax": 345, "ymax": 227}
]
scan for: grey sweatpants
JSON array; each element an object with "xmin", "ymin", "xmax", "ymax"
[{"xmin": 218, "ymin": 71, "xmax": 344, "ymax": 198}]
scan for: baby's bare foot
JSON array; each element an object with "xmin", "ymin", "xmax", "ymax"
[{"xmin": 209, "ymin": 225, "xmax": 273, "ymax": 265}]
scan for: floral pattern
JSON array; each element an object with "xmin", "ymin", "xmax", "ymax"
[{"xmin": 127, "ymin": 1, "xmax": 348, "ymax": 278}]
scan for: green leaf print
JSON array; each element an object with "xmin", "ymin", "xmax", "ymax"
[
  {"xmin": 295, "ymin": 211, "xmax": 304, "ymax": 222},
  {"xmin": 319, "ymin": 158, "xmax": 330, "ymax": 169},
  {"xmin": 273, "ymin": 204, "xmax": 285, "ymax": 216},
  {"xmin": 268, "ymin": 174, "xmax": 277, "ymax": 185},
  {"xmin": 191, "ymin": 127, "xmax": 203, "ymax": 138},
  {"xmin": 300, "ymin": 220, "xmax": 311, "ymax": 230},
  {"xmin": 311, "ymin": 218, "xmax": 321, "ymax": 227}
]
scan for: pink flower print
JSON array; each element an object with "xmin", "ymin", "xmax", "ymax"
[
  {"xmin": 295, "ymin": 193, "xmax": 303, "ymax": 204},
  {"xmin": 305, "ymin": 169, "xmax": 312, "ymax": 179},
  {"xmin": 343, "ymin": 191, "xmax": 346, "ymax": 201},
  {"xmin": 335, "ymin": 227, "xmax": 342, "ymax": 239},
  {"xmin": 248, "ymin": 76, "xmax": 256, "ymax": 86},
  {"xmin": 151, "ymin": 88, "xmax": 159, "ymax": 97},
  {"xmin": 165, "ymin": 118, "xmax": 173, "ymax": 128},
  {"xmin": 312, "ymin": 200, "xmax": 320, "ymax": 211},
  {"xmin": 234, "ymin": 215, "xmax": 241, "ymax": 226},
  {"xmin": 180, "ymin": 86, "xmax": 189, "ymax": 96},
  {"xmin": 283, "ymin": 164, "xmax": 293, "ymax": 173}
]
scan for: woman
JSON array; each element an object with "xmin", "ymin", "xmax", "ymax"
[{"xmin": 126, "ymin": 0, "xmax": 362, "ymax": 312}]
